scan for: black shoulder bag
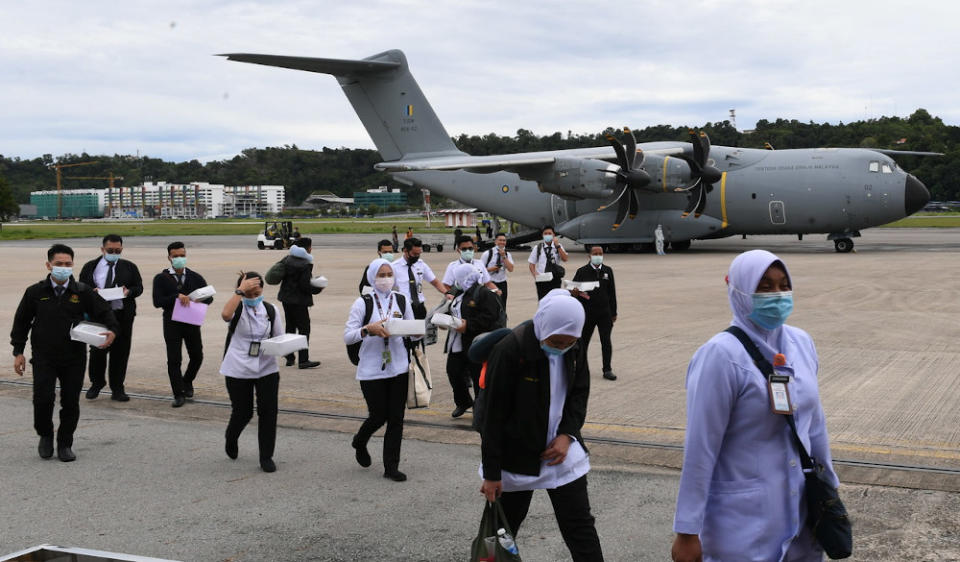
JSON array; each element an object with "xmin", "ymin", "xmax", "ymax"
[{"xmin": 725, "ymin": 326, "xmax": 852, "ymax": 559}]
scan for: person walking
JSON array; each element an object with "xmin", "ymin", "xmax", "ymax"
[
  {"xmin": 391, "ymin": 225, "xmax": 400, "ymax": 252},
  {"xmin": 79, "ymin": 234, "xmax": 143, "ymax": 402},
  {"xmin": 442, "ymin": 235, "xmax": 500, "ymax": 297},
  {"xmin": 220, "ymin": 271, "xmax": 284, "ymax": 473},
  {"xmin": 152, "ymin": 241, "xmax": 214, "ymax": 407},
  {"xmin": 275, "ymin": 238, "xmax": 323, "ymax": 369},
  {"xmin": 11, "ymin": 244, "xmax": 118, "ymax": 462},
  {"xmin": 671, "ymin": 250, "xmax": 840, "ymax": 562},
  {"xmin": 528, "ymin": 225, "xmax": 568, "ymax": 300},
  {"xmin": 344, "ymin": 258, "xmax": 416, "ymax": 482},
  {"xmin": 572, "ymin": 246, "xmax": 618, "ymax": 381},
  {"xmin": 479, "ymin": 289, "xmax": 604, "ymax": 561},
  {"xmin": 481, "ymin": 233, "xmax": 514, "ymax": 308}
]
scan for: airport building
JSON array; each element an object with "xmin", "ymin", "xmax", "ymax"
[
  {"xmin": 352, "ymin": 186, "xmax": 407, "ymax": 208},
  {"xmin": 28, "ymin": 182, "xmax": 285, "ymax": 219}
]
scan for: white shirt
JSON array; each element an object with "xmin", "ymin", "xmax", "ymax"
[
  {"xmin": 343, "ymin": 290, "xmax": 415, "ymax": 381},
  {"xmin": 219, "ymin": 303, "xmax": 284, "ymax": 380},
  {"xmin": 528, "ymin": 242, "xmax": 565, "ymax": 275},
  {"xmin": 442, "ymin": 258, "xmax": 491, "ymax": 288},
  {"xmin": 93, "ymin": 257, "xmax": 124, "ymax": 310},
  {"xmin": 446, "ymin": 294, "xmax": 465, "ymax": 353},
  {"xmin": 479, "ymin": 354, "xmax": 590, "ymax": 491},
  {"xmin": 480, "ymin": 247, "xmax": 513, "ymax": 284},
  {"xmin": 391, "ymin": 258, "xmax": 436, "ymax": 304}
]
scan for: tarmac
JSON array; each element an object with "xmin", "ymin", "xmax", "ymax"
[{"xmin": 1, "ymin": 228, "xmax": 960, "ymax": 560}]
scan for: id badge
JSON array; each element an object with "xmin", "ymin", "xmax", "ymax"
[
  {"xmin": 248, "ymin": 342, "xmax": 261, "ymax": 357},
  {"xmin": 767, "ymin": 373, "xmax": 793, "ymax": 415},
  {"xmin": 381, "ymin": 349, "xmax": 392, "ymax": 370}
]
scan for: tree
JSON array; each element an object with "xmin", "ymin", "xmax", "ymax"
[{"xmin": 0, "ymin": 175, "xmax": 19, "ymax": 220}]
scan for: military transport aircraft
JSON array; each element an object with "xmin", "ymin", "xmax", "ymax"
[{"xmin": 222, "ymin": 49, "xmax": 934, "ymax": 253}]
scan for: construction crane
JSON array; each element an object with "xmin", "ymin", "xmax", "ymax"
[
  {"xmin": 65, "ymin": 173, "xmax": 125, "ymax": 217},
  {"xmin": 49, "ymin": 161, "xmax": 98, "ymax": 219}
]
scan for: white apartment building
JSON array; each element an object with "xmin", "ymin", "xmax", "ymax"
[{"xmin": 97, "ymin": 182, "xmax": 285, "ymax": 218}]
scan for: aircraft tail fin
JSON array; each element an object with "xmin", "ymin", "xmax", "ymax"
[{"xmin": 220, "ymin": 50, "xmax": 463, "ymax": 161}]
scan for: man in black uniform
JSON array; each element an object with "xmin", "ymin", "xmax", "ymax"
[
  {"xmin": 276, "ymin": 238, "xmax": 323, "ymax": 369},
  {"xmin": 358, "ymin": 239, "xmax": 395, "ymax": 294},
  {"xmin": 152, "ymin": 241, "xmax": 214, "ymax": 407},
  {"xmin": 11, "ymin": 244, "xmax": 118, "ymax": 461},
  {"xmin": 79, "ymin": 234, "xmax": 143, "ymax": 402},
  {"xmin": 572, "ymin": 245, "xmax": 618, "ymax": 381}
]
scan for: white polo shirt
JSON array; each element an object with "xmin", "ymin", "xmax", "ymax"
[
  {"xmin": 480, "ymin": 247, "xmax": 513, "ymax": 284},
  {"xmin": 528, "ymin": 242, "xmax": 565, "ymax": 275},
  {"xmin": 442, "ymin": 258, "xmax": 491, "ymax": 288}
]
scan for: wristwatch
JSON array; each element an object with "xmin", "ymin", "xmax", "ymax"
[
  {"xmin": 361, "ymin": 327, "xmax": 369, "ymax": 337},
  {"xmin": 234, "ymin": 289, "xmax": 244, "ymax": 296}
]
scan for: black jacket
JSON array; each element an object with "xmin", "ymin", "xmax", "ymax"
[
  {"xmin": 459, "ymin": 285, "xmax": 504, "ymax": 352},
  {"xmin": 277, "ymin": 255, "xmax": 322, "ymax": 306},
  {"xmin": 79, "ymin": 257, "xmax": 144, "ymax": 315},
  {"xmin": 11, "ymin": 276, "xmax": 119, "ymax": 357},
  {"xmin": 572, "ymin": 263, "xmax": 617, "ymax": 316},
  {"xmin": 480, "ymin": 321, "xmax": 590, "ymax": 481},
  {"xmin": 152, "ymin": 268, "xmax": 214, "ymax": 319}
]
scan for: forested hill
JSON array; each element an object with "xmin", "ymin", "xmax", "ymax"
[{"xmin": 2, "ymin": 109, "xmax": 958, "ymax": 207}]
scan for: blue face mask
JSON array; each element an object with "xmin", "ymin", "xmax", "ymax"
[
  {"xmin": 104, "ymin": 252, "xmax": 120, "ymax": 263},
  {"xmin": 543, "ymin": 234, "xmax": 554, "ymax": 244},
  {"xmin": 749, "ymin": 291, "xmax": 794, "ymax": 330},
  {"xmin": 590, "ymin": 255, "xmax": 603, "ymax": 266},
  {"xmin": 242, "ymin": 295, "xmax": 264, "ymax": 308},
  {"xmin": 460, "ymin": 249, "xmax": 474, "ymax": 262},
  {"xmin": 171, "ymin": 256, "xmax": 187, "ymax": 270},
  {"xmin": 50, "ymin": 266, "xmax": 72, "ymax": 282},
  {"xmin": 541, "ymin": 342, "xmax": 574, "ymax": 357},
  {"xmin": 380, "ymin": 252, "xmax": 394, "ymax": 263}
]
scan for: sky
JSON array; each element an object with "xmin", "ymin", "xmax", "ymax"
[{"xmin": 2, "ymin": 0, "xmax": 959, "ymax": 163}]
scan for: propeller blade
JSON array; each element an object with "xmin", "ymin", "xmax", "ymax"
[
  {"xmin": 623, "ymin": 127, "xmax": 637, "ymax": 169},
  {"xmin": 605, "ymin": 133, "xmax": 629, "ymax": 170},
  {"xmin": 681, "ymin": 184, "xmax": 704, "ymax": 218},
  {"xmin": 597, "ymin": 185, "xmax": 628, "ymax": 211},
  {"xmin": 612, "ymin": 193, "xmax": 630, "ymax": 230},
  {"xmin": 698, "ymin": 131, "xmax": 712, "ymax": 163},
  {"xmin": 694, "ymin": 184, "xmax": 708, "ymax": 217},
  {"xmin": 689, "ymin": 129, "xmax": 704, "ymax": 166},
  {"xmin": 627, "ymin": 188, "xmax": 638, "ymax": 220}
]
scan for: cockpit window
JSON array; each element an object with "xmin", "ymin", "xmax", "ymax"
[
  {"xmin": 882, "ymin": 163, "xmax": 892, "ymax": 174},
  {"xmin": 868, "ymin": 161, "xmax": 880, "ymax": 173}
]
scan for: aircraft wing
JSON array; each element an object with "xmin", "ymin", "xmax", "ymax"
[
  {"xmin": 866, "ymin": 148, "xmax": 944, "ymax": 157},
  {"xmin": 374, "ymin": 143, "xmax": 687, "ymax": 174}
]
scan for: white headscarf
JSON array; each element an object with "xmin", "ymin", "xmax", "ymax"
[
  {"xmin": 727, "ymin": 249, "xmax": 793, "ymax": 359},
  {"xmin": 452, "ymin": 262, "xmax": 481, "ymax": 291},
  {"xmin": 366, "ymin": 258, "xmax": 395, "ymax": 297},
  {"xmin": 533, "ymin": 288, "xmax": 585, "ymax": 341},
  {"xmin": 289, "ymin": 244, "xmax": 313, "ymax": 263}
]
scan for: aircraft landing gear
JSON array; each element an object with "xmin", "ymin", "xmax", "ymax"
[
  {"xmin": 834, "ymin": 238, "xmax": 854, "ymax": 253},
  {"xmin": 670, "ymin": 240, "xmax": 691, "ymax": 251}
]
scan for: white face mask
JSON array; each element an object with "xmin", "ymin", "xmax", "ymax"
[{"xmin": 374, "ymin": 276, "xmax": 394, "ymax": 292}]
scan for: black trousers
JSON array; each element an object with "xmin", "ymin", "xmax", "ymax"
[
  {"xmin": 582, "ymin": 310, "xmax": 614, "ymax": 373},
  {"xmin": 225, "ymin": 373, "xmax": 279, "ymax": 460},
  {"xmin": 354, "ymin": 373, "xmax": 408, "ymax": 471},
  {"xmin": 494, "ymin": 281, "xmax": 508, "ymax": 309},
  {"xmin": 282, "ymin": 303, "xmax": 311, "ymax": 363},
  {"xmin": 162, "ymin": 317, "xmax": 203, "ymax": 397},
  {"xmin": 499, "ymin": 475, "xmax": 604, "ymax": 562},
  {"xmin": 33, "ymin": 352, "xmax": 86, "ymax": 447},
  {"xmin": 446, "ymin": 350, "xmax": 478, "ymax": 409},
  {"xmin": 88, "ymin": 308, "xmax": 135, "ymax": 391},
  {"xmin": 536, "ymin": 278, "xmax": 562, "ymax": 300}
]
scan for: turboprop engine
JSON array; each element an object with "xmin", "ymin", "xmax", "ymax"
[{"xmin": 534, "ymin": 157, "xmax": 618, "ymax": 200}]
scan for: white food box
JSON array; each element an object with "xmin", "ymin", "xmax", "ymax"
[
  {"xmin": 385, "ymin": 319, "xmax": 426, "ymax": 336},
  {"xmin": 310, "ymin": 275, "xmax": 329, "ymax": 289},
  {"xmin": 70, "ymin": 322, "xmax": 108, "ymax": 346},
  {"xmin": 430, "ymin": 313, "xmax": 463, "ymax": 330},
  {"xmin": 98, "ymin": 287, "xmax": 125, "ymax": 301},
  {"xmin": 188, "ymin": 285, "xmax": 216, "ymax": 301},
  {"xmin": 535, "ymin": 272, "xmax": 554, "ymax": 282},
  {"xmin": 562, "ymin": 279, "xmax": 599, "ymax": 292},
  {"xmin": 260, "ymin": 333, "xmax": 308, "ymax": 357}
]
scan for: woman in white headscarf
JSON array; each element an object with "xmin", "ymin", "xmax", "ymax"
[
  {"xmin": 343, "ymin": 258, "xmax": 415, "ymax": 482},
  {"xmin": 671, "ymin": 250, "xmax": 839, "ymax": 562},
  {"xmin": 479, "ymin": 288, "xmax": 604, "ymax": 561}
]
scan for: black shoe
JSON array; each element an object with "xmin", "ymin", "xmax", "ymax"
[
  {"xmin": 225, "ymin": 437, "xmax": 238, "ymax": 460},
  {"xmin": 451, "ymin": 404, "xmax": 472, "ymax": 418},
  {"xmin": 38, "ymin": 436, "xmax": 54, "ymax": 459},
  {"xmin": 602, "ymin": 370, "xmax": 617, "ymax": 381},
  {"xmin": 184, "ymin": 383, "xmax": 194, "ymax": 399},
  {"xmin": 172, "ymin": 396, "xmax": 186, "ymax": 408},
  {"xmin": 383, "ymin": 469, "xmax": 407, "ymax": 482},
  {"xmin": 111, "ymin": 390, "xmax": 130, "ymax": 402},
  {"xmin": 57, "ymin": 446, "xmax": 76, "ymax": 462},
  {"xmin": 353, "ymin": 440, "xmax": 371, "ymax": 468},
  {"xmin": 260, "ymin": 458, "xmax": 277, "ymax": 473},
  {"xmin": 298, "ymin": 360, "xmax": 321, "ymax": 369},
  {"xmin": 285, "ymin": 356, "xmax": 296, "ymax": 367},
  {"xmin": 85, "ymin": 384, "xmax": 104, "ymax": 399}
]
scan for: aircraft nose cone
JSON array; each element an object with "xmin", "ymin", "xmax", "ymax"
[{"xmin": 904, "ymin": 174, "xmax": 929, "ymax": 216}]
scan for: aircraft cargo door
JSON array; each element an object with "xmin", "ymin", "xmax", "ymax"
[{"xmin": 769, "ymin": 201, "xmax": 786, "ymax": 225}]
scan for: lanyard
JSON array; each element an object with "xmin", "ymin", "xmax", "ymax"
[
  {"xmin": 372, "ymin": 292, "xmax": 394, "ymax": 322},
  {"xmin": 372, "ymin": 292, "xmax": 394, "ymax": 370},
  {"xmin": 240, "ymin": 306, "xmax": 271, "ymax": 341}
]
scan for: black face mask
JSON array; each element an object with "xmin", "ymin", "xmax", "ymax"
[{"xmin": 407, "ymin": 254, "xmax": 420, "ymax": 265}]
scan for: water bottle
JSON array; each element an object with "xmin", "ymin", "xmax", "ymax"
[{"xmin": 497, "ymin": 528, "xmax": 519, "ymax": 555}]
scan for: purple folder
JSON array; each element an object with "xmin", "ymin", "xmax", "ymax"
[{"xmin": 171, "ymin": 301, "xmax": 208, "ymax": 326}]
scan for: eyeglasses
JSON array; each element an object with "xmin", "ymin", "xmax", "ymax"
[{"xmin": 104, "ymin": 248, "xmax": 122, "ymax": 254}]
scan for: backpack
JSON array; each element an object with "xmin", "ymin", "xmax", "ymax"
[
  {"xmin": 223, "ymin": 302, "xmax": 277, "ymax": 357},
  {"xmin": 535, "ymin": 243, "xmax": 565, "ymax": 279},
  {"xmin": 465, "ymin": 283, "xmax": 507, "ymax": 330},
  {"xmin": 468, "ymin": 321, "xmax": 530, "ymax": 433},
  {"xmin": 347, "ymin": 292, "xmax": 407, "ymax": 366},
  {"xmin": 265, "ymin": 259, "xmax": 286, "ymax": 285}
]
